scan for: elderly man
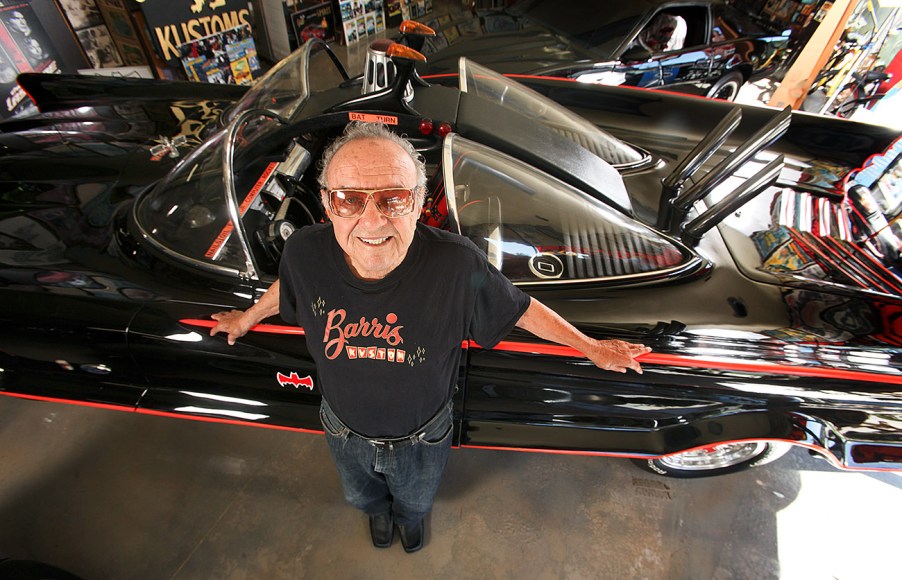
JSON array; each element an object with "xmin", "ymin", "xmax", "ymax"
[{"xmin": 211, "ymin": 122, "xmax": 649, "ymax": 553}]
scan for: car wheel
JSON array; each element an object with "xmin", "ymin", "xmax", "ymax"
[
  {"xmin": 706, "ymin": 72, "xmax": 744, "ymax": 101},
  {"xmin": 631, "ymin": 441, "xmax": 791, "ymax": 478}
]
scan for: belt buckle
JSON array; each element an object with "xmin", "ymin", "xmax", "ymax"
[
  {"xmin": 369, "ymin": 437, "xmax": 397, "ymax": 450},
  {"xmin": 369, "ymin": 433, "xmax": 421, "ymax": 450}
]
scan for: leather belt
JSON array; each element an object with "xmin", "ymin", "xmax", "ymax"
[{"xmin": 323, "ymin": 399, "xmax": 451, "ymax": 450}]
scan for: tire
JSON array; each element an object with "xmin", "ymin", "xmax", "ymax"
[
  {"xmin": 706, "ymin": 71, "xmax": 744, "ymax": 101},
  {"xmin": 631, "ymin": 441, "xmax": 792, "ymax": 478}
]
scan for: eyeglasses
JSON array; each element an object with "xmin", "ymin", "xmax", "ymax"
[{"xmin": 326, "ymin": 188, "xmax": 419, "ymax": 219}]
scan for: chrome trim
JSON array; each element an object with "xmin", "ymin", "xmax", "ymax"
[
  {"xmin": 222, "ymin": 109, "xmax": 287, "ymax": 281},
  {"xmin": 132, "ymin": 132, "xmax": 246, "ymax": 279},
  {"xmin": 610, "ymin": 144, "xmax": 654, "ymax": 172},
  {"xmin": 132, "ymin": 224, "xmax": 244, "ymax": 279},
  {"xmin": 512, "ymin": 257, "xmax": 706, "ymax": 287},
  {"xmin": 658, "ymin": 442, "xmax": 769, "ymax": 471},
  {"xmin": 528, "ymin": 253, "xmax": 565, "ymax": 279},
  {"xmin": 442, "ymin": 134, "xmax": 461, "ymax": 235}
]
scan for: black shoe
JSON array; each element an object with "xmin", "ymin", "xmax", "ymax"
[
  {"xmin": 398, "ymin": 519, "xmax": 424, "ymax": 553},
  {"xmin": 369, "ymin": 512, "xmax": 393, "ymax": 548}
]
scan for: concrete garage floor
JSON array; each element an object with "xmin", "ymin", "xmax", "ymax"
[{"xmin": 1, "ymin": 396, "xmax": 900, "ymax": 579}]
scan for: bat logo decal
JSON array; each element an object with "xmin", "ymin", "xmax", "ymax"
[{"xmin": 277, "ymin": 372, "xmax": 314, "ymax": 390}]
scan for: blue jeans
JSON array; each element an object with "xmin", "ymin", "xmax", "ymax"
[{"xmin": 320, "ymin": 400, "xmax": 453, "ymax": 525}]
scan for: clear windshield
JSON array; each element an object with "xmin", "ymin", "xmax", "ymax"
[
  {"xmin": 459, "ymin": 59, "xmax": 646, "ymax": 167},
  {"xmin": 134, "ymin": 41, "xmax": 341, "ymax": 277},
  {"xmin": 132, "ymin": 122, "xmax": 265, "ymax": 275},
  {"xmin": 225, "ymin": 39, "xmax": 348, "ymax": 124},
  {"xmin": 443, "ymin": 134, "xmax": 695, "ymax": 285}
]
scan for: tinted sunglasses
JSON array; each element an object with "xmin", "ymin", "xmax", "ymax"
[{"xmin": 326, "ymin": 187, "xmax": 419, "ymax": 219}]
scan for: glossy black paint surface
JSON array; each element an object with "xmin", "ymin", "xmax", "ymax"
[
  {"xmin": 417, "ymin": 0, "xmax": 790, "ymax": 98},
  {"xmin": 1, "ymin": 45, "xmax": 901, "ymax": 474}
]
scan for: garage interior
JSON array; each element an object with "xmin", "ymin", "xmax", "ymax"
[
  {"xmin": 2, "ymin": 0, "xmax": 902, "ymax": 578},
  {"xmin": 2, "ymin": 395, "xmax": 900, "ymax": 578}
]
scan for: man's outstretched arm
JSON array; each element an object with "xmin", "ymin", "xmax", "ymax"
[{"xmin": 515, "ymin": 297, "xmax": 650, "ymax": 374}]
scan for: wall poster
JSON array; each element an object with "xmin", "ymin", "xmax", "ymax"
[
  {"xmin": 291, "ymin": 2, "xmax": 336, "ymax": 46},
  {"xmin": 179, "ymin": 25, "xmax": 260, "ymax": 85},
  {"xmin": 400, "ymin": 0, "xmax": 432, "ymax": 21},
  {"xmin": 338, "ymin": 0, "xmax": 384, "ymax": 45},
  {"xmin": 0, "ymin": 1, "xmax": 63, "ymax": 118},
  {"xmin": 385, "ymin": 0, "xmax": 401, "ymax": 28}
]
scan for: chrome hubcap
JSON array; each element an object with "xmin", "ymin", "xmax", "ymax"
[
  {"xmin": 658, "ymin": 442, "xmax": 767, "ymax": 471},
  {"xmin": 716, "ymin": 82, "xmax": 739, "ymax": 100}
]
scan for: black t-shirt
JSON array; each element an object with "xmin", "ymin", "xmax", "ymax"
[{"xmin": 279, "ymin": 222, "xmax": 531, "ymax": 438}]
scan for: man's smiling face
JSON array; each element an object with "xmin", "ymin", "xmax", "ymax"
[{"xmin": 323, "ymin": 137, "xmax": 420, "ymax": 281}]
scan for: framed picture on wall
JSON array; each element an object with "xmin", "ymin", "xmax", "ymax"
[
  {"xmin": 335, "ymin": 0, "xmax": 386, "ymax": 44},
  {"xmin": 58, "ymin": 0, "xmax": 104, "ymax": 30},
  {"xmin": 76, "ymin": 24, "xmax": 123, "ymax": 68},
  {"xmin": 116, "ymin": 39, "xmax": 146, "ymax": 67},
  {"xmin": 292, "ymin": 2, "xmax": 336, "ymax": 44}
]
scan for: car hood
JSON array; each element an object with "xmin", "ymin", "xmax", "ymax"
[{"xmin": 422, "ymin": 21, "xmax": 601, "ymax": 76}]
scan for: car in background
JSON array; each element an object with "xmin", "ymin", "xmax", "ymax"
[
  {"xmin": 415, "ymin": 0, "xmax": 790, "ymax": 101},
  {"xmin": 1, "ymin": 39, "xmax": 901, "ymax": 479}
]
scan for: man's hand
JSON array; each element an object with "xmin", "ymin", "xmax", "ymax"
[
  {"xmin": 210, "ymin": 310, "xmax": 254, "ymax": 345},
  {"xmin": 210, "ymin": 280, "xmax": 282, "ymax": 345},
  {"xmin": 515, "ymin": 298, "xmax": 651, "ymax": 374},
  {"xmin": 586, "ymin": 339, "xmax": 651, "ymax": 374}
]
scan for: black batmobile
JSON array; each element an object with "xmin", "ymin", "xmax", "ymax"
[
  {"xmin": 2, "ymin": 37, "xmax": 902, "ymax": 479},
  {"xmin": 415, "ymin": 0, "xmax": 790, "ymax": 101}
]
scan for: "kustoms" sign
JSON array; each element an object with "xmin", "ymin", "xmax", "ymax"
[{"xmin": 139, "ymin": 0, "xmax": 251, "ymax": 65}]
